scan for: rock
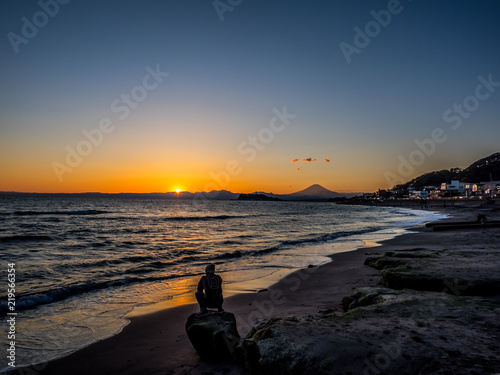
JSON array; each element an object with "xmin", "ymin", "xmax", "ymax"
[
  {"xmin": 364, "ymin": 255, "xmax": 409, "ymax": 269},
  {"xmin": 341, "ymin": 287, "xmax": 392, "ymax": 312},
  {"xmin": 365, "ymin": 249, "xmax": 500, "ymax": 296},
  {"xmin": 237, "ymin": 288, "xmax": 500, "ymax": 374},
  {"xmin": 237, "ymin": 317, "xmax": 336, "ymax": 375},
  {"xmin": 185, "ymin": 312, "xmax": 241, "ymax": 362}
]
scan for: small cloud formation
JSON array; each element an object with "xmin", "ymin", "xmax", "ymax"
[{"xmin": 291, "ymin": 156, "xmax": 329, "ymax": 167}]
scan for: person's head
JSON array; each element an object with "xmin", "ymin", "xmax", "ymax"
[{"xmin": 205, "ymin": 263, "xmax": 215, "ymax": 275}]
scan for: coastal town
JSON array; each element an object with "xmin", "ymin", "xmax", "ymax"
[
  {"xmin": 372, "ymin": 179, "xmax": 500, "ymax": 200},
  {"xmin": 363, "ymin": 152, "xmax": 500, "ymax": 202}
]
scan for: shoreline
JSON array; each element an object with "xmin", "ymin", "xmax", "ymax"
[
  {"xmin": 1, "ymin": 205, "xmax": 439, "ymax": 374},
  {"xmin": 10, "ymin": 239, "xmax": 390, "ymax": 375},
  {"xmin": 122, "ymin": 204, "xmax": 445, "ymax": 316},
  {"xmin": 10, "ymin": 204, "xmax": 496, "ymax": 374},
  {"xmin": 4, "ymin": 209, "xmax": 436, "ymax": 373},
  {"xmin": 1, "ymin": 203, "xmax": 434, "ymax": 370},
  {"xmin": 126, "ymin": 218, "xmax": 428, "ymax": 318}
]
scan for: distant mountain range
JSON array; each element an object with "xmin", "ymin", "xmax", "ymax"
[
  {"xmin": 400, "ymin": 152, "xmax": 500, "ymax": 189},
  {"xmin": 4, "ymin": 153, "xmax": 499, "ymax": 199},
  {"xmin": 156, "ymin": 184, "xmax": 352, "ymax": 201},
  {"xmin": 0, "ymin": 184, "xmax": 355, "ymax": 201}
]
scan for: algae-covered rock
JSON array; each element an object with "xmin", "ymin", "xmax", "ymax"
[
  {"xmin": 238, "ymin": 289, "xmax": 500, "ymax": 374},
  {"xmin": 185, "ymin": 311, "xmax": 241, "ymax": 362},
  {"xmin": 365, "ymin": 256, "xmax": 409, "ymax": 270},
  {"xmin": 237, "ymin": 316, "xmax": 336, "ymax": 375},
  {"xmin": 381, "ymin": 267, "xmax": 447, "ymax": 292},
  {"xmin": 342, "ymin": 287, "xmax": 393, "ymax": 312},
  {"xmin": 365, "ymin": 249, "xmax": 500, "ymax": 296}
]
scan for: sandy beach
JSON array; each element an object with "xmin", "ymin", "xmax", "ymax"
[{"xmin": 12, "ymin": 204, "xmax": 500, "ymax": 375}]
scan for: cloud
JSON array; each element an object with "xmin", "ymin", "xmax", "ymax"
[
  {"xmin": 291, "ymin": 156, "xmax": 329, "ymax": 166},
  {"xmin": 291, "ymin": 157, "xmax": 317, "ymax": 163}
]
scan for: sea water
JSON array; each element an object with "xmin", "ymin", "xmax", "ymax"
[{"xmin": 0, "ymin": 195, "xmax": 445, "ymax": 370}]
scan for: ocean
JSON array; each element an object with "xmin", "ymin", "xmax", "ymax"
[{"xmin": 0, "ymin": 195, "xmax": 444, "ymax": 370}]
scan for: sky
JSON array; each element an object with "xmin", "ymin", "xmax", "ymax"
[{"xmin": 1, "ymin": 0, "xmax": 499, "ymax": 194}]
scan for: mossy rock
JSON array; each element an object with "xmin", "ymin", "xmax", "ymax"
[
  {"xmin": 237, "ymin": 318, "xmax": 335, "ymax": 375},
  {"xmin": 367, "ymin": 257, "xmax": 409, "ymax": 270},
  {"xmin": 381, "ymin": 267, "xmax": 446, "ymax": 292},
  {"xmin": 342, "ymin": 287, "xmax": 393, "ymax": 312}
]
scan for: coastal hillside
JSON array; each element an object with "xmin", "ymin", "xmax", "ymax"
[{"xmin": 401, "ymin": 152, "xmax": 500, "ymax": 189}]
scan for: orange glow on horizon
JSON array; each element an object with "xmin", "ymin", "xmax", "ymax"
[{"xmin": 0, "ymin": 148, "xmax": 382, "ymax": 194}]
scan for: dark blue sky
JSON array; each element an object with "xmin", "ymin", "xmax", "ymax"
[{"xmin": 1, "ymin": 0, "xmax": 499, "ymax": 192}]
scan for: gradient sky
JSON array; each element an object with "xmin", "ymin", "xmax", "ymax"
[{"xmin": 1, "ymin": 0, "xmax": 499, "ymax": 193}]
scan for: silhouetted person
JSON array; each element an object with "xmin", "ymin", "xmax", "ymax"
[
  {"xmin": 477, "ymin": 213, "xmax": 487, "ymax": 230},
  {"xmin": 195, "ymin": 264, "xmax": 223, "ymax": 316}
]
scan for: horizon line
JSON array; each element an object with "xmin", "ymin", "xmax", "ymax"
[{"xmin": 0, "ymin": 188, "xmax": 360, "ymax": 195}]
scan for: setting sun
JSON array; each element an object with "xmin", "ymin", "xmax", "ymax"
[{"xmin": 175, "ymin": 188, "xmax": 182, "ymax": 194}]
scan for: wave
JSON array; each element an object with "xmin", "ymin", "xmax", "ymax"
[
  {"xmin": 67, "ymin": 228, "xmax": 93, "ymax": 233},
  {"xmin": 120, "ymin": 228, "xmax": 149, "ymax": 234},
  {"xmin": 0, "ymin": 273, "xmax": 188, "ymax": 313},
  {"xmin": 163, "ymin": 214, "xmax": 248, "ymax": 222},
  {"xmin": 0, "ymin": 235, "xmax": 53, "ymax": 242},
  {"xmin": 283, "ymin": 227, "xmax": 381, "ymax": 247},
  {"xmin": 51, "ymin": 254, "xmax": 162, "ymax": 273},
  {"xmin": 213, "ymin": 228, "xmax": 379, "ymax": 260},
  {"xmin": 221, "ymin": 240, "xmax": 243, "ymax": 245},
  {"xmin": 11, "ymin": 210, "xmax": 111, "ymax": 216},
  {"xmin": 0, "ymin": 281, "xmax": 125, "ymax": 313},
  {"xmin": 88, "ymin": 216, "xmax": 140, "ymax": 221},
  {"xmin": 214, "ymin": 250, "xmax": 245, "ymax": 259}
]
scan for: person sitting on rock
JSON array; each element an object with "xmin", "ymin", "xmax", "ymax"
[{"xmin": 195, "ymin": 263, "xmax": 224, "ymax": 316}]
